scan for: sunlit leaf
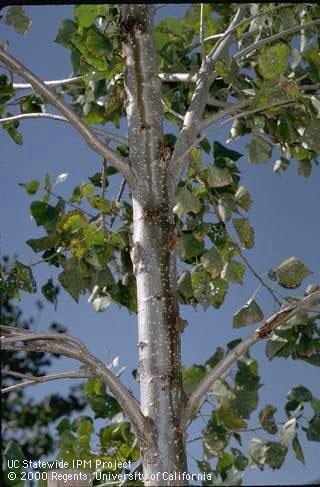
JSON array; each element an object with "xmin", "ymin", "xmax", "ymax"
[
  {"xmin": 173, "ymin": 187, "xmax": 201, "ymax": 217},
  {"xmin": 233, "ymin": 218, "xmax": 255, "ymax": 249},
  {"xmin": 233, "ymin": 299, "xmax": 263, "ymax": 328},
  {"xmin": 201, "ymin": 247, "xmax": 224, "ymax": 278},
  {"xmin": 274, "ymin": 257, "xmax": 312, "ymax": 289},
  {"xmin": 247, "ymin": 135, "xmax": 272, "ymax": 163}
]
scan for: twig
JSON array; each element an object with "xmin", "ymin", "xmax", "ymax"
[
  {"xmin": 235, "ymin": 18, "xmax": 320, "ymax": 61},
  {"xmin": 0, "ymin": 46, "xmax": 135, "ymax": 187},
  {"xmin": 200, "ymin": 100, "xmax": 250, "ymax": 131},
  {"xmin": 110, "ymin": 178, "xmax": 126, "ymax": 228},
  {"xmin": 101, "ymin": 159, "xmax": 108, "ymax": 233},
  {"xmin": 172, "ymin": 99, "xmax": 295, "ymax": 176},
  {"xmin": 236, "ymin": 245, "xmax": 282, "ymax": 306},
  {"xmin": 161, "ymin": 99, "xmax": 184, "ymax": 121},
  {"xmin": 2, "ymin": 369, "xmax": 94, "ymax": 394},
  {"xmin": 181, "ymin": 289, "xmax": 320, "ymax": 427},
  {"xmin": 13, "ymin": 76, "xmax": 82, "ymax": 89},
  {"xmin": 46, "ymin": 189, "xmax": 95, "ymax": 218},
  {"xmin": 0, "ymin": 112, "xmax": 129, "ymax": 145}
]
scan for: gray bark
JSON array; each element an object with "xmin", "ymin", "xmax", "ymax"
[{"xmin": 122, "ymin": 5, "xmax": 188, "ymax": 485}]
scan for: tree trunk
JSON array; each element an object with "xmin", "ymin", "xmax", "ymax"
[
  {"xmin": 132, "ymin": 197, "xmax": 188, "ymax": 486},
  {"xmin": 122, "ymin": 6, "xmax": 188, "ymax": 484}
]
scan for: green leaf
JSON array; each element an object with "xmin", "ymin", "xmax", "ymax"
[
  {"xmin": 191, "ymin": 271, "xmax": 228, "ymax": 309},
  {"xmin": 274, "ymin": 257, "xmax": 312, "ymax": 289},
  {"xmin": 311, "ymin": 398, "xmax": 320, "ymax": 414},
  {"xmin": 216, "ymin": 402, "xmax": 246, "ymax": 429},
  {"xmin": 30, "ymin": 201, "xmax": 60, "ymax": 226},
  {"xmin": 4, "ymin": 440, "xmax": 25, "ymax": 463},
  {"xmin": 248, "ymin": 438, "xmax": 266, "ymax": 470},
  {"xmin": 3, "ymin": 123, "xmax": 24, "ymax": 145},
  {"xmin": 216, "ymin": 451, "xmax": 233, "ymax": 478},
  {"xmin": 221, "ymin": 260, "xmax": 245, "ymax": 284},
  {"xmin": 75, "ymin": 5, "xmax": 97, "ymax": 27},
  {"xmin": 58, "ymin": 258, "xmax": 90, "ymax": 302},
  {"xmin": 210, "ymin": 379, "xmax": 235, "ymax": 404},
  {"xmin": 41, "ymin": 279, "xmax": 58, "ymax": 309},
  {"xmin": 86, "ymin": 29, "xmax": 113, "ymax": 57},
  {"xmin": 173, "ymin": 187, "xmax": 201, "ymax": 217},
  {"xmin": 247, "ymin": 135, "xmax": 272, "ymax": 163},
  {"xmin": 218, "ymin": 194, "xmax": 236, "ymax": 222},
  {"xmin": 287, "ymin": 385, "xmax": 313, "ymax": 402},
  {"xmin": 259, "ymin": 405, "xmax": 278, "ymax": 434},
  {"xmin": 19, "ymin": 180, "xmax": 40, "ymax": 195},
  {"xmin": 213, "ymin": 141, "xmax": 242, "ymax": 161},
  {"xmin": 231, "ymin": 448, "xmax": 248, "ymax": 471},
  {"xmin": 4, "ymin": 6, "xmax": 31, "ymax": 34},
  {"xmin": 234, "ymin": 389, "xmax": 259, "ymax": 419},
  {"xmin": 207, "ymin": 165, "xmax": 233, "ymax": 188},
  {"xmin": 200, "ymin": 247, "xmax": 224, "ymax": 278},
  {"xmin": 74, "ymin": 417, "xmax": 94, "ymax": 436},
  {"xmin": 292, "ymin": 436, "xmax": 305, "ymax": 465},
  {"xmin": 15, "ymin": 261, "xmax": 37, "ymax": 293},
  {"xmin": 266, "ymin": 336, "xmax": 287, "ymax": 360},
  {"xmin": 55, "ymin": 19, "xmax": 77, "ymax": 48},
  {"xmin": 0, "ymin": 75, "xmax": 15, "ymax": 104},
  {"xmin": 303, "ymin": 119, "xmax": 320, "ymax": 153},
  {"xmin": 235, "ymin": 186, "xmax": 252, "ymax": 211},
  {"xmin": 178, "ymin": 271, "xmax": 194, "ymax": 301},
  {"xmin": 182, "ymin": 364, "xmax": 206, "ymax": 394},
  {"xmin": 199, "ymin": 138, "xmax": 211, "ymax": 154},
  {"xmin": 26, "ymin": 234, "xmax": 60, "ymax": 252},
  {"xmin": 233, "ymin": 299, "xmax": 264, "ymax": 328},
  {"xmin": 306, "ymin": 415, "xmax": 320, "ymax": 442},
  {"xmin": 180, "ymin": 234, "xmax": 205, "ymax": 260},
  {"xmin": 265, "ymin": 441, "xmax": 288, "ymax": 469},
  {"xmin": 258, "ymin": 42, "xmax": 290, "ymax": 79},
  {"xmin": 233, "ymin": 218, "xmax": 255, "ymax": 249}
]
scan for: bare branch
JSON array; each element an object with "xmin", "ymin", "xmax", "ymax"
[
  {"xmin": 173, "ymin": 99, "xmax": 295, "ymax": 173},
  {"xmin": 159, "ymin": 72, "xmax": 198, "ymax": 83},
  {"xmin": 200, "ymin": 100, "xmax": 250, "ymax": 131},
  {"xmin": 182, "ymin": 290, "xmax": 320, "ymax": 427},
  {"xmin": 2, "ymin": 369, "xmax": 94, "ymax": 394},
  {"xmin": 199, "ymin": 4, "xmax": 206, "ymax": 61},
  {"xmin": 235, "ymin": 18, "xmax": 320, "ymax": 61},
  {"xmin": 0, "ymin": 46, "xmax": 136, "ymax": 187},
  {"xmin": 0, "ymin": 112, "xmax": 67, "ymax": 124},
  {"xmin": 161, "ymin": 99, "xmax": 184, "ymax": 121},
  {"xmin": 0, "ymin": 112, "xmax": 129, "ymax": 145},
  {"xmin": 236, "ymin": 245, "xmax": 282, "ymax": 306},
  {"xmin": 12, "ymin": 76, "xmax": 82, "ymax": 90},
  {"xmin": 0, "ymin": 325, "xmax": 151, "ymax": 443},
  {"xmin": 170, "ymin": 7, "xmax": 246, "ymax": 186}
]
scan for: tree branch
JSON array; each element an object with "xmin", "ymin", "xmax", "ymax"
[
  {"xmin": 12, "ymin": 76, "xmax": 82, "ymax": 89},
  {"xmin": 173, "ymin": 99, "xmax": 295, "ymax": 172},
  {"xmin": 0, "ymin": 46, "xmax": 136, "ymax": 187},
  {"xmin": 181, "ymin": 289, "xmax": 320, "ymax": 427},
  {"xmin": 0, "ymin": 325, "xmax": 152, "ymax": 444},
  {"xmin": 170, "ymin": 7, "xmax": 246, "ymax": 186},
  {"xmin": 236, "ymin": 245, "xmax": 282, "ymax": 306},
  {"xmin": 2, "ymin": 369, "xmax": 94, "ymax": 394},
  {"xmin": 0, "ymin": 112, "xmax": 129, "ymax": 145},
  {"xmin": 235, "ymin": 18, "xmax": 320, "ymax": 61}
]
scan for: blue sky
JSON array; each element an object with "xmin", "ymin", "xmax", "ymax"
[{"xmin": 1, "ymin": 5, "xmax": 320, "ymax": 485}]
